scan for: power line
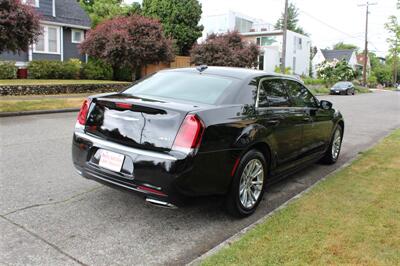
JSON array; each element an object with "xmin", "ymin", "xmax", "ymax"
[{"xmin": 299, "ymin": 9, "xmax": 364, "ymax": 41}]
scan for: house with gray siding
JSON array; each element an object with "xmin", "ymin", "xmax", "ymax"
[{"xmin": 0, "ymin": 0, "xmax": 91, "ymax": 67}]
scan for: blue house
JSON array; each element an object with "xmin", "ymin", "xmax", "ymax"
[{"xmin": 0, "ymin": 0, "xmax": 91, "ymax": 67}]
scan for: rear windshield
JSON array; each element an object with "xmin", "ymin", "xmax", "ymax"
[
  {"xmin": 334, "ymin": 82, "xmax": 351, "ymax": 88},
  {"xmin": 123, "ymin": 72, "xmax": 236, "ymax": 105}
]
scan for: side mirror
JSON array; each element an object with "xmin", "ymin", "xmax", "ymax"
[{"xmin": 320, "ymin": 100, "xmax": 333, "ymax": 110}]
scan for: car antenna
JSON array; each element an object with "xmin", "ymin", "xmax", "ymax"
[{"xmin": 196, "ymin": 65, "xmax": 208, "ymax": 73}]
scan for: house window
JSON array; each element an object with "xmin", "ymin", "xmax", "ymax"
[
  {"xmin": 34, "ymin": 25, "xmax": 60, "ymax": 54},
  {"xmin": 258, "ymin": 55, "xmax": 264, "ymax": 70},
  {"xmin": 22, "ymin": 0, "xmax": 39, "ymax": 7},
  {"xmin": 256, "ymin": 36, "xmax": 278, "ymax": 46},
  {"xmin": 234, "ymin": 17, "xmax": 253, "ymax": 33},
  {"xmin": 72, "ymin": 29, "xmax": 84, "ymax": 44},
  {"xmin": 295, "ymin": 37, "xmax": 302, "ymax": 50}
]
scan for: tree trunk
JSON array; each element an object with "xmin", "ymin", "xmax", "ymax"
[
  {"xmin": 112, "ymin": 66, "xmax": 118, "ymax": 81},
  {"xmin": 131, "ymin": 66, "xmax": 137, "ymax": 82}
]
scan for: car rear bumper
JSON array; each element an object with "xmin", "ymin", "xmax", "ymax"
[{"xmin": 72, "ymin": 128, "xmax": 193, "ymax": 207}]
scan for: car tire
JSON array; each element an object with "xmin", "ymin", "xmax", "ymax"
[
  {"xmin": 352, "ymin": 89, "xmax": 355, "ymax": 95},
  {"xmin": 225, "ymin": 150, "xmax": 267, "ymax": 217},
  {"xmin": 320, "ymin": 125, "xmax": 343, "ymax": 164},
  {"xmin": 346, "ymin": 89, "xmax": 351, "ymax": 95}
]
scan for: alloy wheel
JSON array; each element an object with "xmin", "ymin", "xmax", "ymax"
[
  {"xmin": 331, "ymin": 129, "xmax": 342, "ymax": 159},
  {"xmin": 239, "ymin": 159, "xmax": 264, "ymax": 209}
]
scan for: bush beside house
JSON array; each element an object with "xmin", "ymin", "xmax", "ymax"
[
  {"xmin": 316, "ymin": 59, "xmax": 355, "ymax": 86},
  {"xmin": 0, "ymin": 62, "xmax": 17, "ymax": 79},
  {"xmin": 27, "ymin": 59, "xmax": 114, "ymax": 80},
  {"xmin": 0, "ymin": 83, "xmax": 130, "ymax": 96}
]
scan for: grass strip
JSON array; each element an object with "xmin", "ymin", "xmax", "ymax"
[
  {"xmin": 202, "ymin": 129, "xmax": 400, "ymax": 266},
  {"xmin": 0, "ymin": 98, "xmax": 84, "ymax": 112}
]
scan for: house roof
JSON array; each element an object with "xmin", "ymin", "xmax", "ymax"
[
  {"xmin": 321, "ymin": 49, "xmax": 355, "ymax": 62},
  {"xmin": 42, "ymin": 0, "xmax": 91, "ymax": 29}
]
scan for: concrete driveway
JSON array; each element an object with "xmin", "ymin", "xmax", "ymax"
[{"xmin": 1, "ymin": 91, "xmax": 399, "ymax": 265}]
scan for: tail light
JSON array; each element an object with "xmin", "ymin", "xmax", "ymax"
[
  {"xmin": 77, "ymin": 98, "xmax": 91, "ymax": 125},
  {"xmin": 172, "ymin": 114, "xmax": 205, "ymax": 153}
]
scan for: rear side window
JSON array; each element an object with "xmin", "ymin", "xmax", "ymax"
[
  {"xmin": 123, "ymin": 72, "xmax": 235, "ymax": 105},
  {"xmin": 284, "ymin": 80, "xmax": 318, "ymax": 108},
  {"xmin": 258, "ymin": 79, "xmax": 290, "ymax": 108}
]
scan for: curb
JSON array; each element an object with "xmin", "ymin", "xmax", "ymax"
[
  {"xmin": 188, "ymin": 130, "xmax": 395, "ymax": 266},
  {"xmin": 0, "ymin": 108, "xmax": 80, "ymax": 118}
]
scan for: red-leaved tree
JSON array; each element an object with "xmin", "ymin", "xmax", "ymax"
[
  {"xmin": 80, "ymin": 15, "xmax": 174, "ymax": 80},
  {"xmin": 0, "ymin": 0, "xmax": 41, "ymax": 53},
  {"xmin": 190, "ymin": 31, "xmax": 260, "ymax": 68}
]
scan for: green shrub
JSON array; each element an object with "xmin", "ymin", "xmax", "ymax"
[
  {"xmin": 302, "ymin": 77, "xmax": 324, "ymax": 85},
  {"xmin": 352, "ymin": 79, "xmax": 361, "ymax": 86},
  {"xmin": 28, "ymin": 59, "xmax": 83, "ymax": 79},
  {"xmin": 82, "ymin": 59, "xmax": 113, "ymax": 80},
  {"xmin": 355, "ymin": 86, "xmax": 371, "ymax": 94},
  {"xmin": 367, "ymin": 75, "xmax": 378, "ymax": 88},
  {"xmin": 309, "ymin": 87, "xmax": 330, "ymax": 95},
  {"xmin": 28, "ymin": 60, "xmax": 64, "ymax": 79},
  {"xmin": 274, "ymin": 66, "xmax": 292, "ymax": 74},
  {"xmin": 0, "ymin": 61, "xmax": 17, "ymax": 79},
  {"xmin": 63, "ymin": 59, "xmax": 82, "ymax": 79},
  {"xmin": 114, "ymin": 66, "xmax": 133, "ymax": 81}
]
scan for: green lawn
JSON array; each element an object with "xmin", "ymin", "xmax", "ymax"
[
  {"xmin": 309, "ymin": 87, "xmax": 330, "ymax": 95},
  {"xmin": 202, "ymin": 129, "xmax": 400, "ymax": 266},
  {"xmin": 0, "ymin": 79, "xmax": 131, "ymax": 86},
  {"xmin": 0, "ymin": 97, "xmax": 85, "ymax": 112}
]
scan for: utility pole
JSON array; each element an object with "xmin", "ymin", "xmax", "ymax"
[
  {"xmin": 358, "ymin": 2, "xmax": 377, "ymax": 86},
  {"xmin": 393, "ymin": 38, "xmax": 398, "ymax": 85},
  {"xmin": 281, "ymin": 0, "xmax": 289, "ymax": 74}
]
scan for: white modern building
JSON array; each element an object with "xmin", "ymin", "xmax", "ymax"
[{"xmin": 200, "ymin": 11, "xmax": 311, "ymax": 76}]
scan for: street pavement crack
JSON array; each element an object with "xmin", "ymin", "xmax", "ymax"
[
  {"xmin": 0, "ymin": 215, "xmax": 88, "ymax": 266},
  {"xmin": 2, "ymin": 186, "xmax": 102, "ymax": 217}
]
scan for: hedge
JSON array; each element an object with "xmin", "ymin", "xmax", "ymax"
[
  {"xmin": 0, "ymin": 61, "xmax": 17, "ymax": 79},
  {"xmin": 28, "ymin": 59, "xmax": 115, "ymax": 80}
]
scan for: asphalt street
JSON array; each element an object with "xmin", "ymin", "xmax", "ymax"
[{"xmin": 1, "ymin": 91, "xmax": 399, "ymax": 265}]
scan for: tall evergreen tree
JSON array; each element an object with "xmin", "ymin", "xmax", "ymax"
[
  {"xmin": 142, "ymin": 0, "xmax": 203, "ymax": 55},
  {"xmin": 274, "ymin": 3, "xmax": 307, "ymax": 36}
]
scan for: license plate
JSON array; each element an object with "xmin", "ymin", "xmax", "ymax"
[
  {"xmin": 99, "ymin": 150, "xmax": 125, "ymax": 172},
  {"xmin": 336, "ymin": 91, "xmax": 339, "ymax": 93}
]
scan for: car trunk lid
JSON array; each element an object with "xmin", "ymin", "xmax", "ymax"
[{"xmin": 85, "ymin": 93, "xmax": 204, "ymax": 151}]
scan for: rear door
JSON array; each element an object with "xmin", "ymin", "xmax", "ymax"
[
  {"xmin": 256, "ymin": 78, "xmax": 304, "ymax": 169},
  {"xmin": 284, "ymin": 80, "xmax": 333, "ymax": 156}
]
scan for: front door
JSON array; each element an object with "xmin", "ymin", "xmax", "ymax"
[{"xmin": 284, "ymin": 80, "xmax": 332, "ymax": 157}]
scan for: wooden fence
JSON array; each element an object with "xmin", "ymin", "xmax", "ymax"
[{"xmin": 140, "ymin": 56, "xmax": 191, "ymax": 77}]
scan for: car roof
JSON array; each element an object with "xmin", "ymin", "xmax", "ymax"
[{"xmin": 160, "ymin": 66, "xmax": 300, "ymax": 81}]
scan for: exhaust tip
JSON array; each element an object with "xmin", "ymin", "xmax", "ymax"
[{"xmin": 145, "ymin": 198, "xmax": 177, "ymax": 209}]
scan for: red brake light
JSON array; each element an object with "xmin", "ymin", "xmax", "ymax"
[
  {"xmin": 116, "ymin": 102, "xmax": 132, "ymax": 109},
  {"xmin": 77, "ymin": 98, "xmax": 91, "ymax": 125},
  {"xmin": 173, "ymin": 114, "xmax": 204, "ymax": 152}
]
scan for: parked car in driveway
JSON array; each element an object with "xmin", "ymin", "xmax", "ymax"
[
  {"xmin": 330, "ymin": 81, "xmax": 355, "ymax": 95},
  {"xmin": 72, "ymin": 66, "xmax": 344, "ymax": 217}
]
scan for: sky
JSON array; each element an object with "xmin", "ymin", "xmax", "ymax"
[{"xmin": 125, "ymin": 0, "xmax": 398, "ymax": 57}]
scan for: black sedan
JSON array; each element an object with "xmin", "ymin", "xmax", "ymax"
[
  {"xmin": 330, "ymin": 81, "xmax": 355, "ymax": 95},
  {"xmin": 72, "ymin": 66, "xmax": 344, "ymax": 217}
]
